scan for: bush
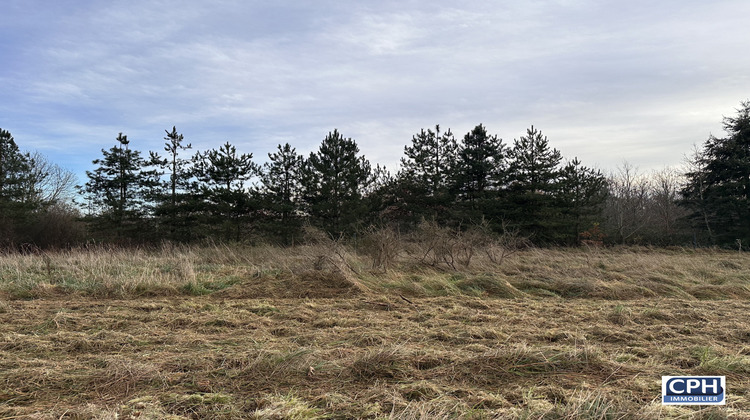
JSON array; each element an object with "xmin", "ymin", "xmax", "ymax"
[{"xmin": 359, "ymin": 225, "xmax": 402, "ymax": 272}]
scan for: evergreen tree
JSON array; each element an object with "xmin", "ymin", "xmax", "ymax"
[
  {"xmin": 193, "ymin": 142, "xmax": 258, "ymax": 242},
  {"xmin": 365, "ymin": 164, "xmax": 394, "ymax": 197},
  {"xmin": 150, "ymin": 126, "xmax": 195, "ymax": 241},
  {"xmin": 301, "ymin": 129, "xmax": 371, "ymax": 236},
  {"xmin": 508, "ymin": 126, "xmax": 562, "ymax": 192},
  {"xmin": 681, "ymin": 101, "xmax": 750, "ymax": 248},
  {"xmin": 0, "ymin": 129, "xmax": 38, "ymax": 245},
  {"xmin": 455, "ymin": 124, "xmax": 505, "ymax": 203},
  {"xmin": 451, "ymin": 124, "xmax": 505, "ymax": 227},
  {"xmin": 401, "ymin": 125, "xmax": 458, "ymax": 195},
  {"xmin": 360, "ymin": 164, "xmax": 401, "ymax": 227},
  {"xmin": 81, "ymin": 133, "xmax": 159, "ymax": 239},
  {"xmin": 556, "ymin": 158, "xmax": 608, "ymax": 244},
  {"xmin": 0, "ymin": 129, "xmax": 34, "ymax": 203},
  {"xmin": 259, "ymin": 143, "xmax": 304, "ymax": 244},
  {"xmin": 397, "ymin": 125, "xmax": 458, "ymax": 223},
  {"xmin": 505, "ymin": 126, "xmax": 563, "ymax": 241}
]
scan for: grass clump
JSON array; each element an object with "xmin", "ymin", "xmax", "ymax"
[
  {"xmin": 455, "ymin": 274, "xmax": 525, "ymax": 298},
  {"xmin": 351, "ymin": 346, "xmax": 410, "ymax": 380},
  {"xmin": 252, "ymin": 393, "xmax": 324, "ymax": 419},
  {"xmin": 161, "ymin": 392, "xmax": 237, "ymax": 418},
  {"xmin": 607, "ymin": 304, "xmax": 632, "ymax": 325},
  {"xmin": 692, "ymin": 346, "xmax": 750, "ymax": 374}
]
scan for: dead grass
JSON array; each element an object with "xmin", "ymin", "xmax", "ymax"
[
  {"xmin": 1, "ymin": 244, "xmax": 749, "ymax": 301},
  {"xmin": 1, "ymin": 294, "xmax": 749, "ymax": 418},
  {"xmin": 0, "ymin": 245, "xmax": 749, "ymax": 418}
]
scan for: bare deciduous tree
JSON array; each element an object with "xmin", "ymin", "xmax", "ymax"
[
  {"xmin": 604, "ymin": 163, "xmax": 653, "ymax": 244},
  {"xmin": 29, "ymin": 152, "xmax": 78, "ymax": 206},
  {"xmin": 650, "ymin": 167, "xmax": 688, "ymax": 243}
]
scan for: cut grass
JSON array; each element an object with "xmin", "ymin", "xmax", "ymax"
[
  {"xmin": 1, "ymin": 296, "xmax": 749, "ymax": 418},
  {"xmin": 1, "ymin": 245, "xmax": 749, "ymax": 418}
]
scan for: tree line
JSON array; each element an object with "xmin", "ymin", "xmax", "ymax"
[
  {"xmin": 1, "ymin": 100, "xmax": 749, "ymax": 249},
  {"xmin": 72, "ymin": 123, "xmax": 607, "ymax": 246}
]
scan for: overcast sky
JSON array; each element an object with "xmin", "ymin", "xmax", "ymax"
[{"xmin": 2, "ymin": 0, "xmax": 749, "ymax": 183}]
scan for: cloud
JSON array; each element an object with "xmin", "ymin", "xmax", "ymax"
[{"xmin": 1, "ymin": 0, "xmax": 749, "ymax": 182}]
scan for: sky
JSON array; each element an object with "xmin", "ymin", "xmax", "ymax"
[{"xmin": 2, "ymin": 0, "xmax": 750, "ymax": 185}]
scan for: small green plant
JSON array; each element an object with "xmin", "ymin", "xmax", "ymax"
[{"xmin": 181, "ymin": 281, "xmax": 212, "ymax": 296}]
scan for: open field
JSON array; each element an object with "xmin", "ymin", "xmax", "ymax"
[{"xmin": 1, "ymin": 245, "xmax": 749, "ymax": 418}]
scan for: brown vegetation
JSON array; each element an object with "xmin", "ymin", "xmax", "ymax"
[{"xmin": 0, "ymin": 245, "xmax": 749, "ymax": 418}]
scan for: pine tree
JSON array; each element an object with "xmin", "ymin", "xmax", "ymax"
[
  {"xmin": 259, "ymin": 143, "xmax": 304, "ymax": 244},
  {"xmin": 401, "ymin": 125, "xmax": 458, "ymax": 195},
  {"xmin": 81, "ymin": 133, "xmax": 159, "ymax": 239},
  {"xmin": 556, "ymin": 158, "xmax": 608, "ymax": 244},
  {"xmin": 396, "ymin": 125, "xmax": 458, "ymax": 223},
  {"xmin": 150, "ymin": 126, "xmax": 195, "ymax": 241},
  {"xmin": 455, "ymin": 124, "xmax": 505, "ymax": 203},
  {"xmin": 301, "ymin": 129, "xmax": 371, "ymax": 236},
  {"xmin": 505, "ymin": 126, "xmax": 563, "ymax": 241},
  {"xmin": 0, "ymin": 129, "xmax": 34, "ymax": 203},
  {"xmin": 681, "ymin": 101, "xmax": 750, "ymax": 248},
  {"xmin": 448, "ymin": 124, "xmax": 506, "ymax": 228},
  {"xmin": 508, "ymin": 126, "xmax": 562, "ymax": 192},
  {"xmin": 193, "ymin": 142, "xmax": 258, "ymax": 242},
  {"xmin": 0, "ymin": 129, "xmax": 38, "ymax": 245}
]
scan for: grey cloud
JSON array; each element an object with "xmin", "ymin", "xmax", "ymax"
[{"xmin": 1, "ymin": 0, "xmax": 749, "ymax": 182}]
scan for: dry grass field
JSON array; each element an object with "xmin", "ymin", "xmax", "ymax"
[{"xmin": 1, "ymin": 244, "xmax": 749, "ymax": 419}]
